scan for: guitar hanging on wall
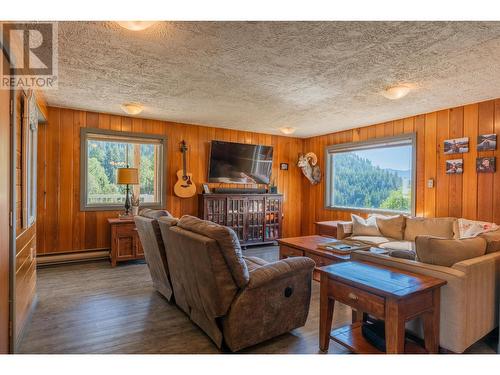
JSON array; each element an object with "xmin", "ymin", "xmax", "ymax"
[{"xmin": 174, "ymin": 140, "xmax": 197, "ymax": 198}]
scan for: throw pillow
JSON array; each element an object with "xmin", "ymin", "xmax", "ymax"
[
  {"xmin": 455, "ymin": 218, "xmax": 499, "ymax": 239},
  {"xmin": 351, "ymin": 214, "xmax": 382, "ymax": 236},
  {"xmin": 415, "ymin": 236, "xmax": 487, "ymax": 267},
  {"xmin": 374, "ymin": 214, "xmax": 405, "ymax": 240}
]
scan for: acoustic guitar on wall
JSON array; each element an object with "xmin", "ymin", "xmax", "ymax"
[{"xmin": 174, "ymin": 140, "xmax": 197, "ymax": 198}]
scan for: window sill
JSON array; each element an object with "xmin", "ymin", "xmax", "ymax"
[
  {"xmin": 325, "ymin": 205, "xmax": 412, "ymax": 216},
  {"xmin": 80, "ymin": 203, "xmax": 164, "ymax": 212}
]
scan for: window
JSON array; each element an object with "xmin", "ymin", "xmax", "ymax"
[
  {"xmin": 325, "ymin": 134, "xmax": 416, "ymax": 214},
  {"xmin": 22, "ymin": 91, "xmax": 40, "ymax": 228},
  {"xmin": 81, "ymin": 129, "xmax": 166, "ymax": 211}
]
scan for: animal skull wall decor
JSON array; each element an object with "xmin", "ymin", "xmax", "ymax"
[{"xmin": 297, "ymin": 152, "xmax": 321, "ymax": 185}]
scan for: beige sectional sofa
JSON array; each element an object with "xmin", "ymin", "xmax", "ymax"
[{"xmin": 337, "ymin": 216, "xmax": 500, "ymax": 353}]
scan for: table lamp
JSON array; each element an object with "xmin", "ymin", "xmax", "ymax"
[{"xmin": 117, "ymin": 167, "xmax": 139, "ymax": 217}]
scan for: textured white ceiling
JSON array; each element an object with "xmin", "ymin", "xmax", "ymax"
[{"xmin": 44, "ymin": 21, "xmax": 500, "ymax": 138}]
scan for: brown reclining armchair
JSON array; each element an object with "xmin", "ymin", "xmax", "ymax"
[
  {"xmin": 134, "ymin": 209, "xmax": 174, "ymax": 301},
  {"xmin": 158, "ymin": 215, "xmax": 315, "ymax": 352}
]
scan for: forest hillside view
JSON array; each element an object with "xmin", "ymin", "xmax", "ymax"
[{"xmin": 331, "ymin": 151, "xmax": 411, "ymax": 212}]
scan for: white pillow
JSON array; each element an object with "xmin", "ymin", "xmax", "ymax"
[
  {"xmin": 351, "ymin": 214, "xmax": 382, "ymax": 236},
  {"xmin": 456, "ymin": 218, "xmax": 499, "ymax": 239}
]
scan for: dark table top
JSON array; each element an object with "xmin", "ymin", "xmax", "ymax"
[{"xmin": 319, "ymin": 260, "xmax": 446, "ymax": 299}]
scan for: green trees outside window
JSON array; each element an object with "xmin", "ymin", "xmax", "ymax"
[{"xmin": 328, "ymin": 140, "xmax": 413, "ymax": 213}]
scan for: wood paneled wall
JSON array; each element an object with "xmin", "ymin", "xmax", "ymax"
[
  {"xmin": 37, "ymin": 107, "xmax": 304, "ymax": 255},
  {"xmin": 38, "ymin": 99, "xmax": 500, "ymax": 251},
  {"xmin": 301, "ymin": 99, "xmax": 500, "ymax": 235}
]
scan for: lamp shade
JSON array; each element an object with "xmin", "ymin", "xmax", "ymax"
[{"xmin": 117, "ymin": 168, "xmax": 139, "ymax": 185}]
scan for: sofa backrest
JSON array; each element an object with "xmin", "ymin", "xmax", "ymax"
[
  {"xmin": 177, "ymin": 215, "xmax": 250, "ymax": 288},
  {"xmin": 478, "ymin": 228, "xmax": 500, "ymax": 254},
  {"xmin": 404, "ymin": 217, "xmax": 456, "ymax": 241},
  {"xmin": 134, "ymin": 209, "xmax": 174, "ymax": 300},
  {"xmin": 159, "ymin": 215, "xmax": 242, "ymax": 318}
]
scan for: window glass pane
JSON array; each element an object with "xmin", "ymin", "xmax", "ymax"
[
  {"xmin": 85, "ymin": 135, "xmax": 162, "ymax": 207},
  {"xmin": 330, "ymin": 143, "xmax": 413, "ymax": 213}
]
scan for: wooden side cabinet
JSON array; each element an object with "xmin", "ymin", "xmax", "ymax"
[
  {"xmin": 108, "ymin": 218, "xmax": 144, "ymax": 267},
  {"xmin": 198, "ymin": 193, "xmax": 283, "ymax": 247}
]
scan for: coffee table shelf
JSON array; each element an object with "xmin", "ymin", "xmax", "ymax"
[{"xmin": 330, "ymin": 322, "xmax": 427, "ymax": 354}]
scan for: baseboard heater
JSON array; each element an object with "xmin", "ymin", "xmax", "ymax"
[{"xmin": 37, "ymin": 249, "xmax": 110, "ymax": 267}]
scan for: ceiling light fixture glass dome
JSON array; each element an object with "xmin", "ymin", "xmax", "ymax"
[
  {"xmin": 381, "ymin": 85, "xmax": 412, "ymax": 100},
  {"xmin": 117, "ymin": 21, "xmax": 157, "ymax": 31},
  {"xmin": 121, "ymin": 103, "xmax": 144, "ymax": 115}
]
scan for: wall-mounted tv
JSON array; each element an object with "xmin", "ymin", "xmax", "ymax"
[{"xmin": 208, "ymin": 141, "xmax": 274, "ymax": 184}]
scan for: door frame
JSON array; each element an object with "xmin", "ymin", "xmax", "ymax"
[{"xmin": 9, "ymin": 88, "xmax": 17, "ymax": 354}]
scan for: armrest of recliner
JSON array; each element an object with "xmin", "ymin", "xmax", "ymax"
[{"xmin": 247, "ymin": 257, "xmax": 315, "ymax": 290}]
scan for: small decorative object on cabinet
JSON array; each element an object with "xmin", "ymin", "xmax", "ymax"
[
  {"xmin": 108, "ymin": 218, "xmax": 144, "ymax": 267},
  {"xmin": 198, "ymin": 193, "xmax": 282, "ymax": 246},
  {"xmin": 117, "ymin": 167, "xmax": 139, "ymax": 217},
  {"xmin": 131, "ymin": 192, "xmax": 140, "ymax": 216},
  {"xmin": 269, "ymin": 178, "xmax": 278, "ymax": 193}
]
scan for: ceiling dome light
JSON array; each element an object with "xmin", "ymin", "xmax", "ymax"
[
  {"xmin": 279, "ymin": 127, "xmax": 297, "ymax": 135},
  {"xmin": 121, "ymin": 103, "xmax": 144, "ymax": 115},
  {"xmin": 381, "ymin": 85, "xmax": 411, "ymax": 100},
  {"xmin": 117, "ymin": 21, "xmax": 157, "ymax": 31}
]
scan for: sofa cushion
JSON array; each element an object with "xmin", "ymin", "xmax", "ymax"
[
  {"xmin": 351, "ymin": 214, "xmax": 382, "ymax": 236},
  {"xmin": 350, "ymin": 235, "xmax": 392, "ymax": 245},
  {"xmin": 374, "ymin": 215, "xmax": 405, "ymax": 240},
  {"xmin": 404, "ymin": 217, "xmax": 456, "ymax": 241},
  {"xmin": 379, "ymin": 241, "xmax": 416, "ymax": 260},
  {"xmin": 158, "ymin": 216, "xmax": 179, "ymax": 227},
  {"xmin": 177, "ymin": 215, "xmax": 249, "ymax": 288},
  {"xmin": 478, "ymin": 228, "xmax": 500, "ymax": 254},
  {"xmin": 415, "ymin": 236, "xmax": 487, "ymax": 267},
  {"xmin": 379, "ymin": 240, "xmax": 415, "ymax": 252},
  {"xmin": 243, "ymin": 256, "xmax": 269, "ymax": 272},
  {"xmin": 140, "ymin": 208, "xmax": 172, "ymax": 220},
  {"xmin": 389, "ymin": 249, "xmax": 416, "ymax": 260}
]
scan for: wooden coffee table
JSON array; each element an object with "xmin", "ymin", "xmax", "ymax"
[
  {"xmin": 319, "ymin": 261, "xmax": 446, "ymax": 354},
  {"xmin": 278, "ymin": 235, "xmax": 379, "ymax": 281},
  {"xmin": 278, "ymin": 236, "xmax": 351, "ymax": 281}
]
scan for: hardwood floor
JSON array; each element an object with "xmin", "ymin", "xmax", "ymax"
[{"xmin": 19, "ymin": 246, "xmax": 497, "ymax": 354}]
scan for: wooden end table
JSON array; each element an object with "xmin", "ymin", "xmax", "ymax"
[
  {"xmin": 319, "ymin": 261, "xmax": 446, "ymax": 354},
  {"xmin": 108, "ymin": 218, "xmax": 144, "ymax": 267},
  {"xmin": 314, "ymin": 221, "xmax": 343, "ymax": 238}
]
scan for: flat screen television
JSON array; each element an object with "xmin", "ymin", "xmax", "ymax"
[{"xmin": 208, "ymin": 141, "xmax": 274, "ymax": 184}]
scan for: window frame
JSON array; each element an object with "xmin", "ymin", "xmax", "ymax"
[
  {"xmin": 80, "ymin": 128, "xmax": 167, "ymax": 212},
  {"xmin": 324, "ymin": 133, "xmax": 417, "ymax": 215}
]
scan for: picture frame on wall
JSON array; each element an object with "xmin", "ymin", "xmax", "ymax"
[
  {"xmin": 446, "ymin": 159, "xmax": 463, "ymax": 174},
  {"xmin": 444, "ymin": 137, "xmax": 469, "ymax": 154},
  {"xmin": 477, "ymin": 134, "xmax": 497, "ymax": 151},
  {"xmin": 476, "ymin": 157, "xmax": 496, "ymax": 173}
]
